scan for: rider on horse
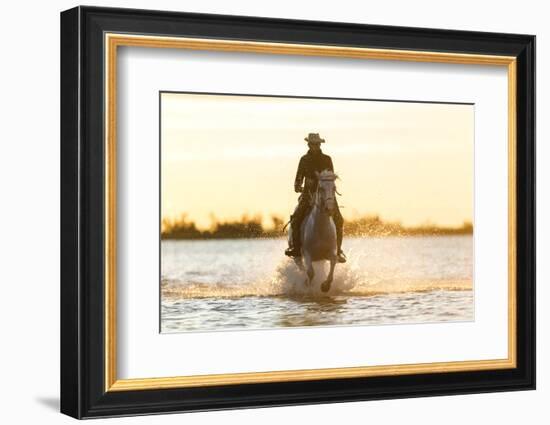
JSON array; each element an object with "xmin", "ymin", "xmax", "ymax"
[{"xmin": 285, "ymin": 133, "xmax": 347, "ymax": 263}]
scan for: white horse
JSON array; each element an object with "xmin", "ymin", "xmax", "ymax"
[{"xmin": 290, "ymin": 170, "xmax": 339, "ymax": 293}]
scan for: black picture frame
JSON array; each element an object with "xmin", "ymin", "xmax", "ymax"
[{"xmin": 60, "ymin": 5, "xmax": 535, "ymax": 419}]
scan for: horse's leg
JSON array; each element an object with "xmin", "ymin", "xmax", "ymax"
[
  {"xmin": 303, "ymin": 252, "xmax": 314, "ymax": 286},
  {"xmin": 321, "ymin": 255, "xmax": 336, "ymax": 293}
]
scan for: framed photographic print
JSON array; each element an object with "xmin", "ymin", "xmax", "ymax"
[{"xmin": 60, "ymin": 6, "xmax": 536, "ymax": 419}]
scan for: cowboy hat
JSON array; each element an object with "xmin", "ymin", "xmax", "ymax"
[{"xmin": 304, "ymin": 133, "xmax": 325, "ymax": 144}]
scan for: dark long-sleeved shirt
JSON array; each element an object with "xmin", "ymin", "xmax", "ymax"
[{"xmin": 294, "ymin": 149, "xmax": 334, "ymax": 193}]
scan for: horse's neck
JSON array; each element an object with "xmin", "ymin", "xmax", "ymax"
[{"xmin": 309, "ymin": 204, "xmax": 332, "ymax": 229}]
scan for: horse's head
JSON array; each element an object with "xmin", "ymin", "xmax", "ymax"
[{"xmin": 315, "ymin": 170, "xmax": 338, "ymax": 215}]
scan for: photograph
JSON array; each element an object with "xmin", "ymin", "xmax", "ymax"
[
  {"xmin": 58, "ymin": 5, "xmax": 536, "ymax": 419},
  {"xmin": 160, "ymin": 92, "xmax": 475, "ymax": 333}
]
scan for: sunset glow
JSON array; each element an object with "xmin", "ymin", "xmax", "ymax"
[{"xmin": 161, "ymin": 92, "xmax": 473, "ymax": 230}]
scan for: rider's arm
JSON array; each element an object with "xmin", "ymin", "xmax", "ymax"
[{"xmin": 294, "ymin": 157, "xmax": 305, "ymax": 192}]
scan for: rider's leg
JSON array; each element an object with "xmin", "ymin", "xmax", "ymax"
[
  {"xmin": 333, "ymin": 204, "xmax": 344, "ymax": 251},
  {"xmin": 333, "ymin": 200, "xmax": 346, "ymax": 263},
  {"xmin": 286, "ymin": 196, "xmax": 309, "ymax": 256},
  {"xmin": 292, "ymin": 198, "xmax": 309, "ymax": 251},
  {"xmin": 287, "ymin": 204, "xmax": 300, "ymax": 250}
]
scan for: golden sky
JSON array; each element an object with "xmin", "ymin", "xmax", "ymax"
[{"xmin": 161, "ymin": 92, "xmax": 473, "ymax": 229}]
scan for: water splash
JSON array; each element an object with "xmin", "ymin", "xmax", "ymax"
[{"xmin": 162, "ymin": 249, "xmax": 471, "ymax": 300}]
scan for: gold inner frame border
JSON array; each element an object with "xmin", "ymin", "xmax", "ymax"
[{"xmin": 104, "ymin": 33, "xmax": 517, "ymax": 392}]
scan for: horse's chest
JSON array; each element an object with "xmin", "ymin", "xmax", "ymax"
[{"xmin": 302, "ymin": 218, "xmax": 335, "ymax": 245}]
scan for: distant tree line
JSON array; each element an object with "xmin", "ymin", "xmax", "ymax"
[{"xmin": 161, "ymin": 213, "xmax": 473, "ymax": 240}]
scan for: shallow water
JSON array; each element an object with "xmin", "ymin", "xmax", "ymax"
[{"xmin": 161, "ymin": 235, "xmax": 473, "ymax": 333}]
